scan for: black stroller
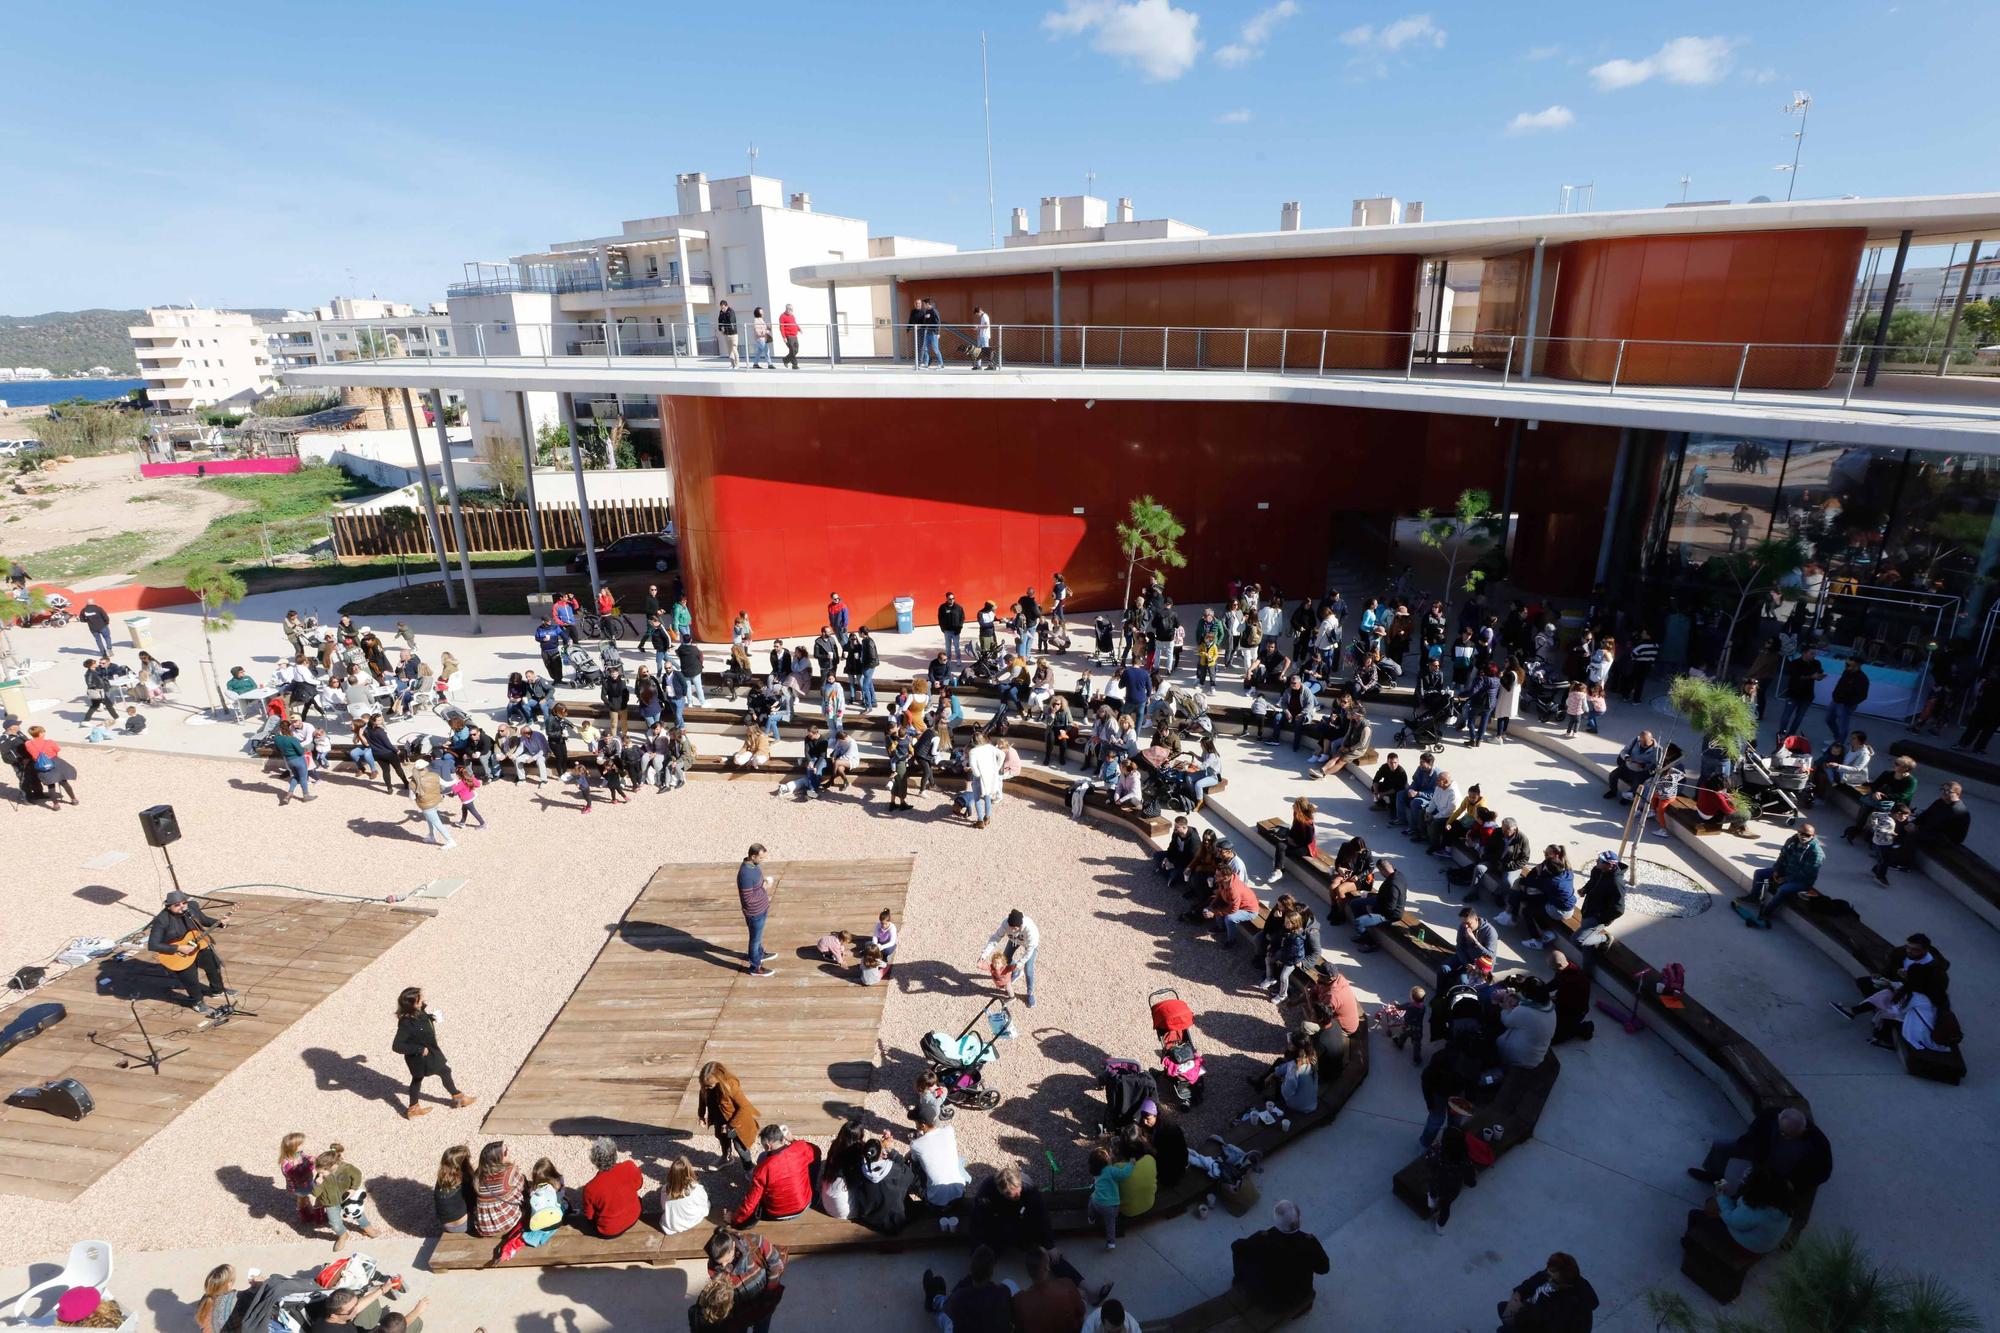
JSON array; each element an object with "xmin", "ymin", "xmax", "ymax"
[
  {"xmin": 1520, "ymin": 660, "xmax": 1568, "ymax": 724},
  {"xmin": 1394, "ymin": 693, "xmax": 1453, "ymax": 755},
  {"xmin": 919, "ymin": 996, "xmax": 1012, "ymax": 1112},
  {"xmin": 1097, "ymin": 1057, "xmax": 1159, "ymax": 1136},
  {"xmin": 1737, "ymin": 741, "xmax": 1810, "ymax": 824}
]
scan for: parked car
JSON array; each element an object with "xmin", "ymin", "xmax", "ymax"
[{"xmin": 568, "ymin": 531, "xmax": 678, "ymax": 573}]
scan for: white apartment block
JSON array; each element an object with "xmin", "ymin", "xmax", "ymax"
[
  {"xmin": 128, "ymin": 307, "xmax": 274, "ymax": 409},
  {"xmin": 445, "ymin": 170, "xmax": 941, "ymax": 467},
  {"xmin": 1002, "ymin": 193, "xmax": 1206, "ymax": 248},
  {"xmin": 264, "ymin": 297, "xmax": 455, "ymax": 368}
]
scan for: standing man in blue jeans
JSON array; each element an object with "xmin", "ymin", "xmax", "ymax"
[
  {"xmin": 855, "ymin": 626, "xmax": 879, "ymax": 711},
  {"xmin": 937, "ymin": 592, "xmax": 966, "ymax": 667},
  {"xmin": 738, "ymin": 844, "xmax": 778, "ymax": 978},
  {"xmin": 78, "ymin": 598, "xmax": 114, "ymax": 660}
]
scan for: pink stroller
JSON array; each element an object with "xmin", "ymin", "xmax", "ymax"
[{"xmin": 1149, "ymin": 988, "xmax": 1207, "ymax": 1112}]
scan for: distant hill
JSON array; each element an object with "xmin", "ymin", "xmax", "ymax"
[{"xmin": 0, "ymin": 307, "xmax": 294, "ymax": 377}]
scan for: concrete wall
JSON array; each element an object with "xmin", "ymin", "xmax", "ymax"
[{"xmin": 338, "ymin": 466, "xmax": 670, "ymax": 515}]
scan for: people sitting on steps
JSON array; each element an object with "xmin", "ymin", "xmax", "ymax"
[{"xmin": 1833, "ymin": 932, "xmax": 1960, "ymax": 1054}]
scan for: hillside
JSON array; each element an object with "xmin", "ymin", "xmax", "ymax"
[
  {"xmin": 0, "ymin": 309, "xmax": 143, "ymax": 375},
  {"xmin": 0, "ymin": 307, "xmax": 294, "ymax": 376}
]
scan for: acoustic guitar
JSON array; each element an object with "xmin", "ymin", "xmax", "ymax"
[{"xmin": 155, "ymin": 920, "xmax": 225, "ymax": 971}]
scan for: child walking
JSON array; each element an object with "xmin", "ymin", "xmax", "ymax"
[
  {"xmin": 279, "ymin": 1132, "xmax": 326, "ymax": 1226},
  {"xmin": 569, "ymin": 760, "xmax": 596, "ymax": 813},
  {"xmin": 1586, "ymin": 683, "xmax": 1608, "ymax": 735},
  {"xmin": 1085, "ymin": 1146, "xmax": 1135, "ymax": 1249},
  {"xmin": 1424, "ymin": 1129, "xmax": 1478, "ymax": 1235},
  {"xmin": 451, "ymin": 771, "xmax": 485, "ymax": 828},
  {"xmin": 599, "ymin": 751, "xmax": 630, "ymax": 804},
  {"xmin": 1388, "ymin": 986, "xmax": 1427, "ymax": 1065},
  {"xmin": 1563, "ymin": 682, "xmax": 1588, "ymax": 737}
]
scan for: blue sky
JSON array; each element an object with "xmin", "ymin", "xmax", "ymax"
[{"xmin": 1, "ymin": 0, "xmax": 1992, "ymax": 312}]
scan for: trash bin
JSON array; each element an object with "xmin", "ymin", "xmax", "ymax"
[
  {"xmin": 0, "ymin": 679, "xmax": 24, "ymax": 720},
  {"xmin": 124, "ymin": 614, "xmax": 151, "ymax": 651},
  {"xmin": 526, "ymin": 593, "xmax": 555, "ymax": 623},
  {"xmin": 893, "ymin": 596, "xmax": 914, "ymax": 635}
]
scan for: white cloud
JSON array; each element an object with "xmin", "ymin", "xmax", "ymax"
[
  {"xmin": 1507, "ymin": 104, "xmax": 1575, "ymax": 134},
  {"xmin": 1341, "ymin": 13, "xmax": 1446, "ymax": 52},
  {"xmin": 1216, "ymin": 107, "xmax": 1255, "ymax": 124},
  {"xmin": 1217, "ymin": 0, "xmax": 1299, "ymax": 63},
  {"xmin": 1524, "ymin": 44, "xmax": 1560, "ymax": 61},
  {"xmin": 1589, "ymin": 35, "xmax": 1737, "ymax": 91},
  {"xmin": 1044, "ymin": 0, "xmax": 1203, "ymax": 81}
]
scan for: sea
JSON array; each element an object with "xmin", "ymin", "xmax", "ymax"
[{"xmin": 0, "ymin": 377, "xmax": 145, "ymax": 409}]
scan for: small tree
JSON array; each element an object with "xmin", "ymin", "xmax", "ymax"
[
  {"xmin": 1117, "ymin": 496, "xmax": 1187, "ymax": 610},
  {"xmin": 1669, "ymin": 673, "xmax": 1758, "ymax": 761},
  {"xmin": 1646, "ymin": 1230, "xmax": 1979, "ymax": 1333},
  {"xmin": 1705, "ymin": 535, "xmax": 1805, "ymax": 677},
  {"xmin": 182, "ymin": 563, "xmax": 246, "ymax": 712},
  {"xmin": 1417, "ymin": 489, "xmax": 1504, "ymax": 605},
  {"xmin": 536, "ymin": 421, "xmax": 571, "ymax": 467},
  {"xmin": 484, "ymin": 439, "xmax": 528, "ymax": 504}
]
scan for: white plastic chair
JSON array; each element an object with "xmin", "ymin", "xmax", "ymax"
[{"xmin": 8, "ymin": 1239, "xmax": 112, "ymax": 1323}]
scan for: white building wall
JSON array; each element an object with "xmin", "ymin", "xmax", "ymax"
[{"xmin": 129, "ymin": 308, "xmax": 274, "ymax": 409}]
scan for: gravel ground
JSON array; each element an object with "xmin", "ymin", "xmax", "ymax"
[{"xmin": 0, "ymin": 746, "xmax": 1312, "ymax": 1264}]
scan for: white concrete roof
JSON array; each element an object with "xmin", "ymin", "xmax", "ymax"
[
  {"xmin": 791, "ymin": 192, "xmax": 2000, "ymax": 286},
  {"xmin": 281, "ymin": 359, "xmax": 2000, "ymax": 455}
]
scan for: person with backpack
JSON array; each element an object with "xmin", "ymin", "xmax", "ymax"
[{"xmin": 20, "ymin": 724, "xmax": 77, "ymax": 806}]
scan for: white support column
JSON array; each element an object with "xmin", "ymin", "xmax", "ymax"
[
  {"xmin": 516, "ymin": 392, "xmax": 549, "ymax": 596},
  {"xmin": 398, "ymin": 387, "xmax": 456, "ymax": 607},
  {"xmin": 675, "ymin": 234, "xmax": 698, "ymax": 352},
  {"xmin": 561, "ymin": 393, "xmax": 603, "ymax": 602},
  {"xmin": 1520, "ymin": 238, "xmax": 1546, "ymax": 383},
  {"xmin": 827, "ymin": 284, "xmax": 841, "ymax": 365},
  {"xmin": 427, "ymin": 390, "xmax": 481, "ymax": 633}
]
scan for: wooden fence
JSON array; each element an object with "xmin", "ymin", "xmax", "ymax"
[{"xmin": 331, "ymin": 498, "xmax": 672, "ymax": 558}]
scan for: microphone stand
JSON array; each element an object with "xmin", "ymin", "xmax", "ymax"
[{"xmin": 88, "ymin": 999, "xmax": 186, "ymax": 1074}]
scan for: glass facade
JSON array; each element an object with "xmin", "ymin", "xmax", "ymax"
[{"xmin": 1644, "ymin": 432, "xmax": 2000, "ymax": 667}]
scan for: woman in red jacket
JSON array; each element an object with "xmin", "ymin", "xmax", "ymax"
[{"xmin": 730, "ymin": 1125, "xmax": 820, "ymax": 1224}]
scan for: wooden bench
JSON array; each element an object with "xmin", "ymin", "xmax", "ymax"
[
  {"xmin": 1159, "ymin": 1289, "xmax": 1313, "ymax": 1333},
  {"xmin": 1821, "ymin": 781, "xmax": 2000, "ymax": 933},
  {"xmin": 1389, "ymin": 1052, "xmax": 1562, "ymax": 1216}
]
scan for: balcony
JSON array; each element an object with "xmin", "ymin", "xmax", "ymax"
[{"xmin": 134, "ymin": 344, "xmax": 185, "ymax": 363}]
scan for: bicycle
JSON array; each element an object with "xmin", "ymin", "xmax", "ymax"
[{"xmin": 577, "ymin": 609, "xmax": 639, "ymax": 644}]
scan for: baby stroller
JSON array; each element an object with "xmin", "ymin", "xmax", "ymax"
[
  {"xmin": 1097, "ymin": 1057, "xmax": 1159, "ymax": 1136},
  {"xmin": 919, "ymin": 996, "xmax": 1010, "ymax": 1113},
  {"xmin": 1393, "ymin": 694, "xmax": 1452, "ymax": 755},
  {"xmin": 1520, "ymin": 660, "xmax": 1568, "ymax": 724},
  {"xmin": 963, "ymin": 639, "xmax": 1006, "ymax": 686},
  {"xmin": 567, "ymin": 645, "xmax": 616, "ymax": 690},
  {"xmin": 1092, "ymin": 615, "xmax": 1116, "ymax": 664},
  {"xmin": 1149, "ymin": 988, "xmax": 1207, "ymax": 1111},
  {"xmin": 1037, "ymin": 617, "xmax": 1072, "ymax": 655},
  {"xmin": 1737, "ymin": 739, "xmax": 1810, "ymax": 823}
]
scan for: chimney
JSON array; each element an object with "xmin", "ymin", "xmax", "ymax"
[
  {"xmin": 675, "ymin": 172, "xmax": 710, "ymax": 214},
  {"xmin": 789, "ymin": 191, "xmax": 812, "ymax": 212},
  {"xmin": 1116, "ymin": 196, "xmax": 1135, "ymax": 223},
  {"xmin": 1039, "ymin": 196, "xmax": 1062, "ymax": 233},
  {"xmin": 1010, "ymin": 207, "xmax": 1030, "ymax": 236},
  {"xmin": 1404, "ymin": 201, "xmax": 1424, "ymax": 223},
  {"xmin": 1280, "ymin": 201, "xmax": 1302, "ymax": 231}
]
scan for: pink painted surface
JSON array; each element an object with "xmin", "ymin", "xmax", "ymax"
[{"xmin": 140, "ymin": 458, "xmax": 300, "ymax": 478}]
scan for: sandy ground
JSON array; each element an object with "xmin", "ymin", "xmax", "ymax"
[
  {"xmin": 0, "ymin": 453, "xmax": 239, "ymax": 574},
  {"xmin": 0, "ymin": 746, "xmax": 1306, "ymax": 1268}
]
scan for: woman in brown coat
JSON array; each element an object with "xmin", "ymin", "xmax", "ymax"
[{"xmin": 698, "ymin": 1061, "xmax": 759, "ymax": 1172}]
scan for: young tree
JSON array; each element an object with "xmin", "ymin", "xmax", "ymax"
[
  {"xmin": 1705, "ymin": 534, "xmax": 1805, "ymax": 677},
  {"xmin": 182, "ymin": 563, "xmax": 246, "ymax": 712},
  {"xmin": 1416, "ymin": 488, "xmax": 1503, "ymax": 606},
  {"xmin": 1117, "ymin": 496, "xmax": 1187, "ymax": 610},
  {"xmin": 1668, "ymin": 674, "xmax": 1758, "ymax": 761}
]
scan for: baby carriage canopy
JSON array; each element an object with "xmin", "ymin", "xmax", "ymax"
[{"xmin": 1099, "ymin": 1057, "xmax": 1158, "ymax": 1133}]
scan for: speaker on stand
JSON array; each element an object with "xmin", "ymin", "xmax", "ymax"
[{"xmin": 138, "ymin": 804, "xmax": 185, "ymax": 897}]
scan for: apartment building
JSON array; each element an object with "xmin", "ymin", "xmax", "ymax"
[
  {"xmin": 444, "ymin": 169, "xmax": 946, "ymax": 467},
  {"xmin": 128, "ymin": 307, "xmax": 274, "ymax": 409},
  {"xmin": 264, "ymin": 297, "xmax": 455, "ymax": 368}
]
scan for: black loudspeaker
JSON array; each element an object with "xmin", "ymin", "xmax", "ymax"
[
  {"xmin": 7, "ymin": 966, "xmax": 45, "ymax": 992},
  {"xmin": 139, "ymin": 804, "xmax": 181, "ymax": 848},
  {"xmin": 6, "ymin": 1078, "xmax": 92, "ymax": 1121}
]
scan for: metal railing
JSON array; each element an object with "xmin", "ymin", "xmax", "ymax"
[{"xmin": 301, "ymin": 318, "xmax": 2000, "ymax": 411}]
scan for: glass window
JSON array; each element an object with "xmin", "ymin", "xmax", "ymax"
[{"xmin": 1660, "ymin": 433, "xmax": 1788, "ymax": 569}]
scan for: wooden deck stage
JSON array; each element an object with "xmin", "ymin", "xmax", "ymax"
[
  {"xmin": 481, "ymin": 858, "xmax": 914, "ymax": 1141},
  {"xmin": 0, "ymin": 893, "xmax": 424, "ymax": 1202}
]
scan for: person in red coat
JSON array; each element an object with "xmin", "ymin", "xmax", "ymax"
[
  {"xmin": 731, "ymin": 1126, "xmax": 820, "ymax": 1224},
  {"xmin": 579, "ymin": 1137, "xmax": 646, "ymax": 1238}
]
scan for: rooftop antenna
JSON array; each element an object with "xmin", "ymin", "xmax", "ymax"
[
  {"xmin": 1085, "ymin": 168, "xmax": 1097, "ymax": 198},
  {"xmin": 747, "ymin": 143, "xmax": 759, "ymax": 175},
  {"xmin": 981, "ymin": 32, "xmax": 997, "ymax": 249},
  {"xmin": 1780, "ymin": 92, "xmax": 1812, "ymax": 201},
  {"xmin": 1679, "ymin": 175, "xmax": 1691, "ymax": 203}
]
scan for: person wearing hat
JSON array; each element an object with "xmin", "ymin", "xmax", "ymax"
[{"xmin": 146, "ymin": 890, "xmax": 233, "ymax": 1016}]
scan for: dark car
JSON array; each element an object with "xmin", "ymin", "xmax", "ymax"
[{"xmin": 569, "ymin": 531, "xmax": 678, "ymax": 573}]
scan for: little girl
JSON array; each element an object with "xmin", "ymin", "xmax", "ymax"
[
  {"xmin": 279, "ymin": 1131, "xmax": 325, "ymax": 1225},
  {"xmin": 1586, "ymin": 682, "xmax": 1608, "ymax": 735},
  {"xmin": 1384, "ymin": 986, "xmax": 1427, "ymax": 1065},
  {"xmin": 1563, "ymin": 682, "xmax": 1588, "ymax": 737},
  {"xmin": 910, "ymin": 1068, "xmax": 950, "ymax": 1128},
  {"xmin": 857, "ymin": 941, "xmax": 887, "ymax": 986},
  {"xmin": 569, "ymin": 759, "xmax": 596, "ymax": 813},
  {"xmin": 873, "ymin": 908, "xmax": 899, "ymax": 978},
  {"xmin": 818, "ymin": 930, "xmax": 855, "ymax": 966},
  {"xmin": 598, "ymin": 751, "xmax": 630, "ymax": 805},
  {"xmin": 1086, "ymin": 1146, "xmax": 1134, "ymax": 1249},
  {"xmin": 451, "ymin": 771, "xmax": 485, "ymax": 828}
]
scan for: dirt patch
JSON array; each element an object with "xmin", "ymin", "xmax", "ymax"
[{"xmin": 0, "ymin": 455, "xmax": 241, "ymax": 579}]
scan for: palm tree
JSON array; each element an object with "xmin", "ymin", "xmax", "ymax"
[{"xmin": 1646, "ymin": 1231, "xmax": 1980, "ymax": 1333}]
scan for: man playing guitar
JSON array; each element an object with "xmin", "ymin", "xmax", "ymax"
[{"xmin": 146, "ymin": 890, "xmax": 234, "ymax": 1016}]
